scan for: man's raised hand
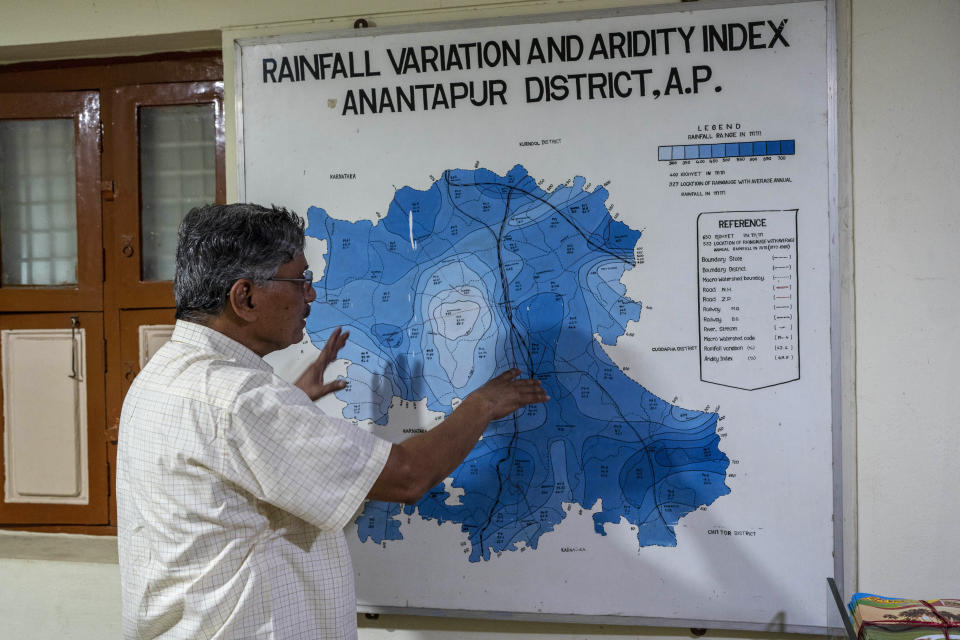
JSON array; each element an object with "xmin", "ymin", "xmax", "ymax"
[{"xmin": 295, "ymin": 327, "xmax": 349, "ymax": 401}]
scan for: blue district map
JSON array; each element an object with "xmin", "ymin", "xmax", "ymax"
[{"xmin": 304, "ymin": 165, "xmax": 730, "ymax": 561}]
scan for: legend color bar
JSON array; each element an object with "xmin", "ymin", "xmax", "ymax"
[{"xmin": 659, "ymin": 140, "xmax": 795, "ymax": 161}]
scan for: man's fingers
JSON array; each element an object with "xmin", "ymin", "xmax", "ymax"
[
  {"xmin": 520, "ymin": 381, "xmax": 548, "ymax": 402},
  {"xmin": 504, "ymin": 377, "xmax": 548, "ymax": 404},
  {"xmin": 319, "ymin": 379, "xmax": 347, "ymax": 396},
  {"xmin": 319, "ymin": 328, "xmax": 349, "ymax": 363},
  {"xmin": 491, "ymin": 370, "xmax": 547, "ymax": 399},
  {"xmin": 320, "ymin": 328, "xmax": 341, "ymax": 355},
  {"xmin": 496, "ymin": 367, "xmax": 521, "ymax": 381}
]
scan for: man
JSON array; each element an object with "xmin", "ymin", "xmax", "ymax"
[{"xmin": 117, "ymin": 203, "xmax": 547, "ymax": 639}]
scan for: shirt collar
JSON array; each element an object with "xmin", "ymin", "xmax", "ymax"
[{"xmin": 170, "ymin": 320, "xmax": 274, "ymax": 373}]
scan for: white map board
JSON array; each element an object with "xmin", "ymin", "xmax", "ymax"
[{"xmin": 237, "ymin": 0, "xmax": 841, "ymax": 631}]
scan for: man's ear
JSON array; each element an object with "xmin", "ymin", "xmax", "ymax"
[{"xmin": 226, "ymin": 278, "xmax": 258, "ymax": 322}]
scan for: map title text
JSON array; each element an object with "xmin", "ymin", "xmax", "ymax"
[{"xmin": 258, "ymin": 18, "xmax": 792, "ymax": 116}]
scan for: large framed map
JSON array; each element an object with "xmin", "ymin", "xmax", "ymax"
[{"xmin": 237, "ymin": 0, "xmax": 841, "ymax": 631}]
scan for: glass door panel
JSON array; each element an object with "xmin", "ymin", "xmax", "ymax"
[
  {"xmin": 0, "ymin": 119, "xmax": 78, "ymax": 286},
  {"xmin": 0, "ymin": 91, "xmax": 102, "ymax": 312},
  {"xmin": 112, "ymin": 81, "xmax": 224, "ymax": 308},
  {"xmin": 139, "ymin": 103, "xmax": 217, "ymax": 281}
]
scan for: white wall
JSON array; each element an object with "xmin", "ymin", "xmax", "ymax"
[
  {"xmin": 1, "ymin": 0, "xmax": 958, "ymax": 637},
  {"xmin": 0, "ymin": 0, "xmax": 560, "ymax": 48},
  {"xmin": 852, "ymin": 0, "xmax": 960, "ymax": 595},
  {"xmin": 0, "ymin": 532, "xmax": 121, "ymax": 638},
  {"xmin": 0, "ymin": 558, "xmax": 121, "ymax": 637}
]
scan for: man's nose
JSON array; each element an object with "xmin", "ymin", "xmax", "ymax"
[{"xmin": 305, "ymin": 283, "xmax": 317, "ymax": 302}]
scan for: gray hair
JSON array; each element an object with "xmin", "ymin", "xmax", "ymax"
[{"xmin": 174, "ymin": 203, "xmax": 305, "ymax": 322}]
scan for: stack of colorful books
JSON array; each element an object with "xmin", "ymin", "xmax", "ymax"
[{"xmin": 848, "ymin": 593, "xmax": 960, "ymax": 640}]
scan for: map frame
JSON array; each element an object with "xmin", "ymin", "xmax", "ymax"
[{"xmin": 234, "ymin": 0, "xmax": 847, "ymax": 632}]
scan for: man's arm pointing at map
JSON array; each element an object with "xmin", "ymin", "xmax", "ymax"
[
  {"xmin": 366, "ymin": 367, "xmax": 549, "ymax": 504},
  {"xmin": 295, "ymin": 326, "xmax": 549, "ymax": 505}
]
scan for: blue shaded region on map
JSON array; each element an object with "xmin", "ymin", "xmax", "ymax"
[{"xmin": 304, "ymin": 165, "xmax": 729, "ymax": 560}]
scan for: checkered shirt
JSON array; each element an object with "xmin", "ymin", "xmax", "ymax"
[{"xmin": 117, "ymin": 320, "xmax": 391, "ymax": 639}]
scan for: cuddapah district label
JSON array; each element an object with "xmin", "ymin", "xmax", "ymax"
[{"xmin": 697, "ymin": 209, "xmax": 799, "ymax": 390}]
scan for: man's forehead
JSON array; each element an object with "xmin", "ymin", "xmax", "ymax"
[{"xmin": 277, "ymin": 253, "xmax": 308, "ymax": 272}]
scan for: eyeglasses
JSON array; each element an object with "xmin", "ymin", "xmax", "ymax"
[{"xmin": 267, "ymin": 269, "xmax": 313, "ymax": 289}]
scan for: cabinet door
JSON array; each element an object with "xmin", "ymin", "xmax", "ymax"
[
  {"xmin": 0, "ymin": 312, "xmax": 107, "ymax": 525},
  {"xmin": 105, "ymin": 307, "xmax": 176, "ymax": 524}
]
